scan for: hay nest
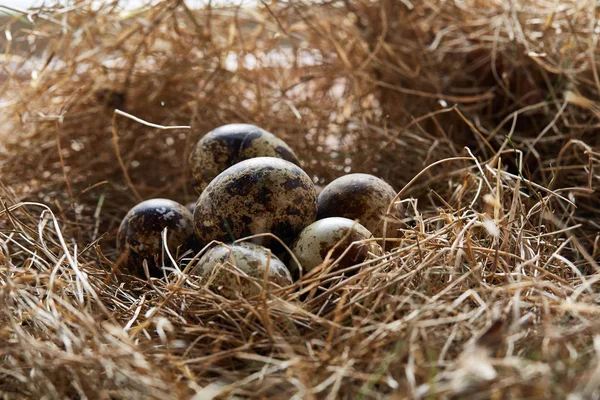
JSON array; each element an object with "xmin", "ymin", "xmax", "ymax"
[{"xmin": 0, "ymin": 0, "xmax": 599, "ymax": 398}]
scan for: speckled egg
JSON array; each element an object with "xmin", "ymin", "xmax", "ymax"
[
  {"xmin": 117, "ymin": 199, "xmax": 195, "ymax": 277},
  {"xmin": 189, "ymin": 123, "xmax": 300, "ymax": 193},
  {"xmin": 196, "ymin": 242, "xmax": 293, "ymax": 298},
  {"xmin": 290, "ymin": 217, "xmax": 379, "ymax": 277},
  {"xmin": 317, "ymin": 173, "xmax": 403, "ymax": 239},
  {"xmin": 193, "ymin": 157, "xmax": 317, "ymax": 248}
]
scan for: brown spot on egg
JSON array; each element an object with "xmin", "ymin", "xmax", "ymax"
[
  {"xmin": 274, "ymin": 145, "xmax": 297, "ymax": 162},
  {"xmin": 283, "ymin": 177, "xmax": 304, "ymax": 190}
]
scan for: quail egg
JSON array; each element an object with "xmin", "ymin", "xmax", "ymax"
[
  {"xmin": 196, "ymin": 242, "xmax": 292, "ymax": 298},
  {"xmin": 290, "ymin": 217, "xmax": 379, "ymax": 277},
  {"xmin": 317, "ymin": 173, "xmax": 402, "ymax": 239},
  {"xmin": 193, "ymin": 157, "xmax": 317, "ymax": 249},
  {"xmin": 117, "ymin": 198, "xmax": 195, "ymax": 277},
  {"xmin": 189, "ymin": 123, "xmax": 300, "ymax": 193}
]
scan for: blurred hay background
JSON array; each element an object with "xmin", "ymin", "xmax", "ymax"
[{"xmin": 0, "ymin": 0, "xmax": 599, "ymax": 398}]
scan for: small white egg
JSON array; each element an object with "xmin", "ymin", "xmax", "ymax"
[{"xmin": 290, "ymin": 217, "xmax": 379, "ymax": 277}]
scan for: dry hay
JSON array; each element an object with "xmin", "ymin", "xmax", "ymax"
[{"xmin": 0, "ymin": 0, "xmax": 599, "ymax": 398}]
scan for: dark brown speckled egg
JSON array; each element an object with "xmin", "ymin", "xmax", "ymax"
[
  {"xmin": 317, "ymin": 173, "xmax": 403, "ymax": 239},
  {"xmin": 193, "ymin": 157, "xmax": 317, "ymax": 249},
  {"xmin": 196, "ymin": 242, "xmax": 292, "ymax": 299},
  {"xmin": 117, "ymin": 198, "xmax": 195, "ymax": 277},
  {"xmin": 189, "ymin": 123, "xmax": 300, "ymax": 194},
  {"xmin": 290, "ymin": 217, "xmax": 380, "ymax": 278}
]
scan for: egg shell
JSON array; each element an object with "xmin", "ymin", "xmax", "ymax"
[
  {"xmin": 290, "ymin": 217, "xmax": 378, "ymax": 277},
  {"xmin": 197, "ymin": 242, "xmax": 292, "ymax": 298},
  {"xmin": 117, "ymin": 198, "xmax": 195, "ymax": 277},
  {"xmin": 189, "ymin": 123, "xmax": 300, "ymax": 193},
  {"xmin": 193, "ymin": 157, "xmax": 317, "ymax": 249},
  {"xmin": 317, "ymin": 173, "xmax": 403, "ymax": 239}
]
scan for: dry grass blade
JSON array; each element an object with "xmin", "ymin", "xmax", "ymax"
[{"xmin": 0, "ymin": 0, "xmax": 599, "ymax": 398}]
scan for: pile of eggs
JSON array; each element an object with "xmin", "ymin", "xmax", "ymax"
[{"xmin": 117, "ymin": 124, "xmax": 403, "ymax": 298}]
